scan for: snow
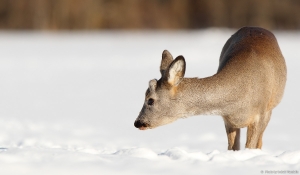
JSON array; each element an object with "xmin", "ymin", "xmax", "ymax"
[{"xmin": 0, "ymin": 29, "xmax": 300, "ymax": 174}]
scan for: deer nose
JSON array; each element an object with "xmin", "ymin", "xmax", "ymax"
[{"xmin": 134, "ymin": 120, "xmax": 149, "ymax": 129}]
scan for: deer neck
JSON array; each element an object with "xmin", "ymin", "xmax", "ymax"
[{"xmin": 177, "ymin": 74, "xmax": 236, "ymax": 117}]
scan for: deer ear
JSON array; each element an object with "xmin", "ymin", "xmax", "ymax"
[
  {"xmin": 160, "ymin": 50, "xmax": 173, "ymax": 76},
  {"xmin": 166, "ymin": 56, "xmax": 186, "ymax": 86},
  {"xmin": 149, "ymin": 79, "xmax": 157, "ymax": 92}
]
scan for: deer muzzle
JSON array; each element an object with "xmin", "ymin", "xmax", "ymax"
[{"xmin": 134, "ymin": 120, "xmax": 150, "ymax": 130}]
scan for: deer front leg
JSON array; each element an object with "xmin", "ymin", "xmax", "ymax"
[{"xmin": 225, "ymin": 124, "xmax": 240, "ymax": 151}]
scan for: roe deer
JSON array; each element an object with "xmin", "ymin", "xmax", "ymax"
[{"xmin": 134, "ymin": 27, "xmax": 287, "ymax": 150}]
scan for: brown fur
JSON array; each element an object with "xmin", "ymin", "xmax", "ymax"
[{"xmin": 134, "ymin": 27, "xmax": 287, "ymax": 150}]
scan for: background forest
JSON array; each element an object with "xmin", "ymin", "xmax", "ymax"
[{"xmin": 0, "ymin": 0, "xmax": 299, "ymax": 30}]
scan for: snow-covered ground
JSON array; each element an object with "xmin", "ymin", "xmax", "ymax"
[{"xmin": 0, "ymin": 29, "xmax": 299, "ymax": 174}]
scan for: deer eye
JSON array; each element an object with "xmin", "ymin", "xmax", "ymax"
[{"xmin": 147, "ymin": 98, "xmax": 154, "ymax": 106}]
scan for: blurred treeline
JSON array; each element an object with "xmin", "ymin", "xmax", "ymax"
[{"xmin": 0, "ymin": 0, "xmax": 299, "ymax": 30}]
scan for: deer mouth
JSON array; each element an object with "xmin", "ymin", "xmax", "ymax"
[{"xmin": 138, "ymin": 126, "xmax": 149, "ymax": 130}]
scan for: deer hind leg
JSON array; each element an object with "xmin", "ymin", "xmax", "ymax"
[
  {"xmin": 256, "ymin": 110, "xmax": 272, "ymax": 149},
  {"xmin": 246, "ymin": 111, "xmax": 272, "ymax": 149},
  {"xmin": 225, "ymin": 124, "xmax": 240, "ymax": 151}
]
